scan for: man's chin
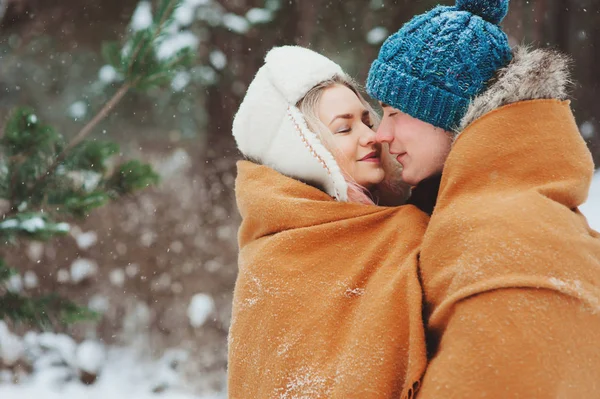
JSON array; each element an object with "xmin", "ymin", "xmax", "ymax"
[{"xmin": 400, "ymin": 171, "xmax": 420, "ymax": 187}]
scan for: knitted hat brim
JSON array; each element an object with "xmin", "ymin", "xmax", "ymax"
[{"xmin": 367, "ymin": 59, "xmax": 470, "ymax": 131}]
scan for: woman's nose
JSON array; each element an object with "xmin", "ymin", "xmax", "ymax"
[{"xmin": 360, "ymin": 127, "xmax": 377, "ymax": 147}]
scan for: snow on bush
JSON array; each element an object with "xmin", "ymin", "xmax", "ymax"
[
  {"xmin": 70, "ymin": 259, "xmax": 99, "ymax": 283},
  {"xmin": 174, "ymin": 4, "xmax": 196, "ymax": 27},
  {"xmin": 222, "ymin": 13, "xmax": 249, "ymax": 34},
  {"xmin": 130, "ymin": 1, "xmax": 153, "ymax": 31},
  {"xmin": 34, "ymin": 332, "xmax": 78, "ymax": 369},
  {"xmin": 55, "ymin": 223, "xmax": 70, "ymax": 233},
  {"xmin": 156, "ymin": 32, "xmax": 199, "ymax": 60},
  {"xmin": 0, "ymin": 321, "xmax": 24, "ymax": 366},
  {"xmin": 246, "ymin": 8, "xmax": 273, "ymax": 24},
  {"xmin": 187, "ymin": 293, "xmax": 215, "ymax": 328},
  {"xmin": 0, "ymin": 219, "xmax": 18, "ymax": 229},
  {"xmin": 151, "ymin": 349, "xmax": 189, "ymax": 393},
  {"xmin": 581, "ymin": 172, "xmax": 600, "ymax": 231},
  {"xmin": 19, "ymin": 217, "xmax": 45, "ymax": 233},
  {"xmin": 76, "ymin": 340, "xmax": 106, "ymax": 375},
  {"xmin": 0, "ymin": 323, "xmax": 219, "ymax": 399}
]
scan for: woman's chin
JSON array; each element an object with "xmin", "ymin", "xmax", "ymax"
[{"xmin": 357, "ymin": 170, "xmax": 385, "ymax": 188}]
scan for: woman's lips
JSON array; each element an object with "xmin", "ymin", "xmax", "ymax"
[
  {"xmin": 396, "ymin": 153, "xmax": 407, "ymax": 163},
  {"xmin": 360, "ymin": 151, "xmax": 380, "ymax": 162}
]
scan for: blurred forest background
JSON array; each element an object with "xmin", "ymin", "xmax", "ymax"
[{"xmin": 0, "ymin": 0, "xmax": 598, "ymax": 396}]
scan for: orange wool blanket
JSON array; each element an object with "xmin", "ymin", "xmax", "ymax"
[
  {"xmin": 229, "ymin": 161, "xmax": 429, "ymax": 399},
  {"xmin": 417, "ymin": 100, "xmax": 600, "ymax": 397}
]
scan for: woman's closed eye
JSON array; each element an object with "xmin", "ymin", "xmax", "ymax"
[
  {"xmin": 336, "ymin": 126, "xmax": 351, "ymax": 134},
  {"xmin": 362, "ymin": 118, "xmax": 374, "ymax": 129}
]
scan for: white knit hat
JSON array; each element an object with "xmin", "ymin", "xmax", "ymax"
[{"xmin": 232, "ymin": 46, "xmax": 349, "ymax": 201}]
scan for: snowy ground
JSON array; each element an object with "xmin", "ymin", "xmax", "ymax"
[
  {"xmin": 0, "ymin": 324, "xmax": 225, "ymax": 399},
  {"xmin": 581, "ymin": 172, "xmax": 600, "ymax": 231},
  {"xmin": 0, "ymin": 349, "xmax": 224, "ymax": 399}
]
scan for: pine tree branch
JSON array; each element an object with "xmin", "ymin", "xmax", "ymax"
[
  {"xmin": 126, "ymin": 0, "xmax": 179, "ymax": 77},
  {"xmin": 60, "ymin": 83, "xmax": 131, "ymax": 158},
  {"xmin": 3, "ymin": 83, "xmax": 131, "ymax": 218}
]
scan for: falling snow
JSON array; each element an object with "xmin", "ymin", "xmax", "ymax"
[
  {"xmin": 187, "ymin": 293, "xmax": 215, "ymax": 328},
  {"xmin": 171, "ymin": 71, "xmax": 192, "ymax": 91},
  {"xmin": 366, "ymin": 26, "xmax": 388, "ymax": 45},
  {"xmin": 70, "ymin": 259, "xmax": 99, "ymax": 283},
  {"xmin": 68, "ymin": 101, "xmax": 88, "ymax": 120},
  {"xmin": 98, "ymin": 65, "xmax": 119, "ymax": 83},
  {"xmin": 580, "ymin": 121, "xmax": 595, "ymax": 139}
]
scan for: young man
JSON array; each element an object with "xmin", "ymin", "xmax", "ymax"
[
  {"xmin": 367, "ymin": 0, "xmax": 511, "ymax": 214},
  {"xmin": 367, "ymin": 0, "xmax": 600, "ymax": 397}
]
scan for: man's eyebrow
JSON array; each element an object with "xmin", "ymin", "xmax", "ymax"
[
  {"xmin": 380, "ymin": 102, "xmax": 391, "ymax": 108},
  {"xmin": 328, "ymin": 114, "xmax": 353, "ymax": 125}
]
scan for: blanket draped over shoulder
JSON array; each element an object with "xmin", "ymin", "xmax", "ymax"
[
  {"xmin": 229, "ymin": 161, "xmax": 429, "ymax": 399},
  {"xmin": 417, "ymin": 98, "xmax": 600, "ymax": 397}
]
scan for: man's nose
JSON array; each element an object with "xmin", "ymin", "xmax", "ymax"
[{"xmin": 375, "ymin": 123, "xmax": 394, "ymax": 144}]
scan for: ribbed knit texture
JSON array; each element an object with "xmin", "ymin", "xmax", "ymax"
[{"xmin": 367, "ymin": 1, "xmax": 512, "ymax": 131}]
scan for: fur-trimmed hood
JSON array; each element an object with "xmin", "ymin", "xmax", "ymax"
[
  {"xmin": 232, "ymin": 46, "xmax": 350, "ymax": 202},
  {"xmin": 458, "ymin": 46, "xmax": 572, "ymax": 133}
]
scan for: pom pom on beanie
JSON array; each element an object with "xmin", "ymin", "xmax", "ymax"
[{"xmin": 456, "ymin": 0, "xmax": 509, "ymax": 25}]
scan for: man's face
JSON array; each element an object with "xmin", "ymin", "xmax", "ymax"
[{"xmin": 375, "ymin": 104, "xmax": 453, "ymax": 186}]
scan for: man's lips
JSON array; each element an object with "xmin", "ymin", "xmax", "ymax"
[{"xmin": 359, "ymin": 151, "xmax": 380, "ymax": 162}]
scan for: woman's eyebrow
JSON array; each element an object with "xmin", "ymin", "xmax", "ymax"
[{"xmin": 328, "ymin": 114, "xmax": 354, "ymax": 125}]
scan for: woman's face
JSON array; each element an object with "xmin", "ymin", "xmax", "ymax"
[{"xmin": 317, "ymin": 85, "xmax": 385, "ymax": 189}]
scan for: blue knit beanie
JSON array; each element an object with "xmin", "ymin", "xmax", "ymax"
[{"xmin": 366, "ymin": 0, "xmax": 513, "ymax": 131}]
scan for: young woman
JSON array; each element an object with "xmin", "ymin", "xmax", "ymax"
[{"xmin": 228, "ymin": 46, "xmax": 426, "ymax": 399}]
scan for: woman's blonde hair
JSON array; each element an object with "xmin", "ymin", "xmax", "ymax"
[{"xmin": 296, "ymin": 75, "xmax": 409, "ymax": 205}]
